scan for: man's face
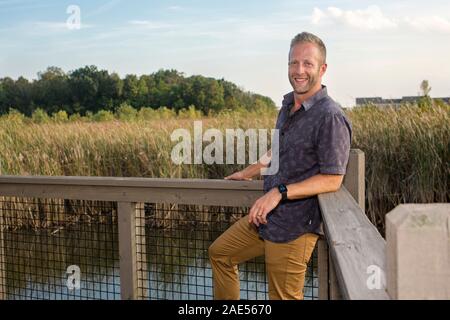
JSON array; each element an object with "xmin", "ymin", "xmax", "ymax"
[{"xmin": 288, "ymin": 42, "xmax": 326, "ymax": 95}]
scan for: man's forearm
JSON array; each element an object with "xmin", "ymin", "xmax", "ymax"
[
  {"xmin": 285, "ymin": 174, "xmax": 344, "ymax": 200},
  {"xmin": 240, "ymin": 162, "xmax": 267, "ymax": 179},
  {"xmin": 241, "ymin": 150, "xmax": 271, "ymax": 179}
]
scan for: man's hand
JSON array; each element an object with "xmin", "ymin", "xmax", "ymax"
[
  {"xmin": 224, "ymin": 171, "xmax": 252, "ymax": 181},
  {"xmin": 248, "ymin": 188, "xmax": 282, "ymax": 226}
]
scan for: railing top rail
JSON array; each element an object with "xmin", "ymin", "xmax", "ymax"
[
  {"xmin": 318, "ymin": 186, "xmax": 390, "ymax": 300},
  {"xmin": 0, "ymin": 175, "xmax": 263, "ymax": 190},
  {"xmin": 0, "ymin": 175, "xmax": 264, "ymax": 206}
]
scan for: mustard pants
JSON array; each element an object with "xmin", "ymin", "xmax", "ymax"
[{"xmin": 208, "ymin": 215, "xmax": 318, "ymax": 300}]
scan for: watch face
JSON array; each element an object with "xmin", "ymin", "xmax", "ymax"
[{"xmin": 279, "ymin": 184, "xmax": 287, "ymax": 193}]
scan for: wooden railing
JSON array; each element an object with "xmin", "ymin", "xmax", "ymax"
[
  {"xmin": 0, "ymin": 149, "xmax": 393, "ymax": 300},
  {"xmin": 316, "ymin": 149, "xmax": 389, "ymax": 300}
]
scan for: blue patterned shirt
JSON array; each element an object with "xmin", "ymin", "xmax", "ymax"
[{"xmin": 259, "ymin": 85, "xmax": 352, "ymax": 243}]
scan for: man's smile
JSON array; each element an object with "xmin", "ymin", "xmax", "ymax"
[{"xmin": 294, "ymin": 77, "xmax": 308, "ymax": 85}]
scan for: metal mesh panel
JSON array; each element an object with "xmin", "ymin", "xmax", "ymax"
[
  {"xmin": 0, "ymin": 197, "xmax": 120, "ymax": 300},
  {"xmin": 136, "ymin": 203, "xmax": 318, "ymax": 300},
  {"xmin": 0, "ymin": 197, "xmax": 319, "ymax": 300}
]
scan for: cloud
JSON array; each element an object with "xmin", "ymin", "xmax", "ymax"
[
  {"xmin": 311, "ymin": 5, "xmax": 450, "ymax": 34},
  {"xmin": 85, "ymin": 0, "xmax": 122, "ymax": 18},
  {"xmin": 33, "ymin": 21, "xmax": 93, "ymax": 31},
  {"xmin": 128, "ymin": 20, "xmax": 174, "ymax": 29},
  {"xmin": 0, "ymin": 0, "xmax": 52, "ymax": 12},
  {"xmin": 311, "ymin": 5, "xmax": 397, "ymax": 30},
  {"xmin": 403, "ymin": 15, "xmax": 450, "ymax": 33},
  {"xmin": 168, "ymin": 5, "xmax": 182, "ymax": 11}
]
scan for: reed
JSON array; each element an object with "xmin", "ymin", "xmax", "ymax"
[{"xmin": 0, "ymin": 103, "xmax": 448, "ymax": 233}]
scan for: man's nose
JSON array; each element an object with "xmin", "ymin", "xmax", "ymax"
[{"xmin": 292, "ymin": 63, "xmax": 304, "ymax": 74}]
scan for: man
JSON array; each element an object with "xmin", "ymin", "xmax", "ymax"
[{"xmin": 209, "ymin": 32, "xmax": 352, "ymax": 300}]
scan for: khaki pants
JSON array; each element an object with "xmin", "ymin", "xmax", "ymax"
[{"xmin": 208, "ymin": 215, "xmax": 318, "ymax": 300}]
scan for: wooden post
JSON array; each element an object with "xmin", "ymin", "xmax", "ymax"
[
  {"xmin": 0, "ymin": 206, "xmax": 5, "ymax": 300},
  {"xmin": 118, "ymin": 201, "xmax": 145, "ymax": 300},
  {"xmin": 328, "ymin": 252, "xmax": 343, "ymax": 300},
  {"xmin": 317, "ymin": 237, "xmax": 329, "ymax": 300},
  {"xmin": 386, "ymin": 204, "xmax": 450, "ymax": 299},
  {"xmin": 318, "ymin": 237, "xmax": 342, "ymax": 300},
  {"xmin": 135, "ymin": 202, "xmax": 148, "ymax": 299},
  {"xmin": 343, "ymin": 149, "xmax": 365, "ymax": 211},
  {"xmin": 318, "ymin": 236, "xmax": 342, "ymax": 300}
]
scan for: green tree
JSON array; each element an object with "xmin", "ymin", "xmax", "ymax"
[
  {"xmin": 97, "ymin": 71, "xmax": 123, "ymax": 111},
  {"xmin": 3, "ymin": 108, "xmax": 26, "ymax": 124},
  {"xmin": 418, "ymin": 80, "xmax": 433, "ymax": 109},
  {"xmin": 0, "ymin": 66, "xmax": 277, "ymax": 117},
  {"xmin": 93, "ymin": 110, "xmax": 115, "ymax": 122},
  {"xmin": 32, "ymin": 108, "xmax": 50, "ymax": 124},
  {"xmin": 0, "ymin": 80, "xmax": 7, "ymax": 115},
  {"xmin": 138, "ymin": 107, "xmax": 156, "ymax": 120},
  {"xmin": 69, "ymin": 112, "xmax": 84, "ymax": 122},
  {"xmin": 52, "ymin": 110, "xmax": 69, "ymax": 123},
  {"xmin": 420, "ymin": 80, "xmax": 431, "ymax": 97},
  {"xmin": 1, "ymin": 76, "xmax": 34, "ymax": 116},
  {"xmin": 134, "ymin": 77, "xmax": 149, "ymax": 107},
  {"xmin": 116, "ymin": 103, "xmax": 137, "ymax": 121},
  {"xmin": 68, "ymin": 65, "xmax": 100, "ymax": 113},
  {"xmin": 34, "ymin": 66, "xmax": 70, "ymax": 114},
  {"xmin": 123, "ymin": 75, "xmax": 139, "ymax": 106},
  {"xmin": 178, "ymin": 105, "xmax": 203, "ymax": 119}
]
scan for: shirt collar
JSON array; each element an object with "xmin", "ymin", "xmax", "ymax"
[{"xmin": 282, "ymin": 85, "xmax": 328, "ymax": 112}]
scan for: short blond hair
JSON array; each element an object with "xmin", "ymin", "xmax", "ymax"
[{"xmin": 290, "ymin": 32, "xmax": 327, "ymax": 64}]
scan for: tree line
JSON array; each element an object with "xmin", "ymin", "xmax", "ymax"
[{"xmin": 0, "ymin": 66, "xmax": 276, "ymax": 117}]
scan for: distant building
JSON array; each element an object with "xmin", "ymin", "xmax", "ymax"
[{"xmin": 355, "ymin": 96, "xmax": 450, "ymax": 107}]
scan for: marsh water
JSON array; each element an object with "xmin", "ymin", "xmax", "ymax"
[{"xmin": 2, "ymin": 222, "xmax": 318, "ymax": 300}]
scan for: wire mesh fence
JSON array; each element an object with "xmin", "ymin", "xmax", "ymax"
[
  {"xmin": 0, "ymin": 197, "xmax": 120, "ymax": 300},
  {"xmin": 0, "ymin": 197, "xmax": 319, "ymax": 300},
  {"xmin": 136, "ymin": 203, "xmax": 318, "ymax": 300}
]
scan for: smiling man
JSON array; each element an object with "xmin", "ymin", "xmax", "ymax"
[{"xmin": 209, "ymin": 32, "xmax": 352, "ymax": 300}]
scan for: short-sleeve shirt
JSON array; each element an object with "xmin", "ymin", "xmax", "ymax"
[{"xmin": 259, "ymin": 85, "xmax": 352, "ymax": 243}]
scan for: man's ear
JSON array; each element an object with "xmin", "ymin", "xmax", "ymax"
[{"xmin": 320, "ymin": 63, "xmax": 328, "ymax": 77}]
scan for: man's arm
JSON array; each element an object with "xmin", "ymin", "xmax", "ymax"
[
  {"xmin": 225, "ymin": 150, "xmax": 272, "ymax": 180},
  {"xmin": 285, "ymin": 173, "xmax": 343, "ymax": 199},
  {"xmin": 248, "ymin": 173, "xmax": 343, "ymax": 226}
]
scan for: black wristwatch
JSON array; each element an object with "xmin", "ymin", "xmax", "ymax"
[{"xmin": 277, "ymin": 184, "xmax": 288, "ymax": 201}]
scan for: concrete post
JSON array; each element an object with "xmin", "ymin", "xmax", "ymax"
[{"xmin": 386, "ymin": 203, "xmax": 450, "ymax": 299}]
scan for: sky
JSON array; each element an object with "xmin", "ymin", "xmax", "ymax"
[{"xmin": 0, "ymin": 0, "xmax": 449, "ymax": 107}]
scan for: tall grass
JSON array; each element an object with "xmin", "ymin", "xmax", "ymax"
[
  {"xmin": 348, "ymin": 103, "xmax": 449, "ymax": 233},
  {"xmin": 0, "ymin": 103, "xmax": 448, "ymax": 234},
  {"xmin": 0, "ymin": 115, "xmax": 275, "ymax": 178}
]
